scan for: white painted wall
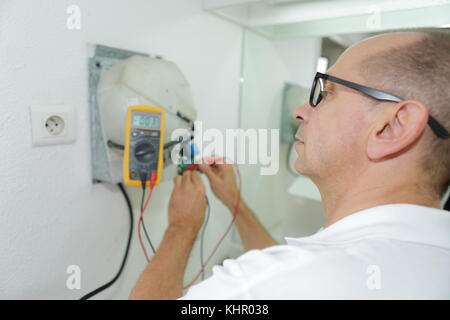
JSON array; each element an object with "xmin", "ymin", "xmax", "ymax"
[
  {"xmin": 0, "ymin": 0, "xmax": 243, "ymax": 299},
  {"xmin": 0, "ymin": 0, "xmax": 325, "ymax": 300}
]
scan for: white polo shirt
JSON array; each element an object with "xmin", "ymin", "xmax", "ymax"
[{"xmin": 180, "ymin": 204, "xmax": 450, "ymax": 299}]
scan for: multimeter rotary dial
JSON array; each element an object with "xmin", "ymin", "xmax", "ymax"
[{"xmin": 134, "ymin": 142, "xmax": 156, "ymax": 164}]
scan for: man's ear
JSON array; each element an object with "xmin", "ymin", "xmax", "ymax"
[{"xmin": 366, "ymin": 100, "xmax": 429, "ymax": 160}]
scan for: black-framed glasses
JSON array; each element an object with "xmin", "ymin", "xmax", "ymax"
[{"xmin": 310, "ymin": 72, "xmax": 449, "ymax": 139}]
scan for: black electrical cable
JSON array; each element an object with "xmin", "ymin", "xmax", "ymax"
[
  {"xmin": 79, "ymin": 183, "xmax": 133, "ymax": 300},
  {"xmin": 141, "ymin": 183, "xmax": 156, "ymax": 254},
  {"xmin": 200, "ymin": 195, "xmax": 210, "ymax": 280}
]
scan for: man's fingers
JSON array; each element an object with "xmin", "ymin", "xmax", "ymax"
[
  {"xmin": 182, "ymin": 170, "xmax": 192, "ymax": 185},
  {"xmin": 191, "ymin": 171, "xmax": 203, "ymax": 187},
  {"xmin": 199, "ymin": 162, "xmax": 214, "ymax": 179},
  {"xmin": 202, "ymin": 156, "xmax": 226, "ymax": 165},
  {"xmin": 173, "ymin": 174, "xmax": 182, "ymax": 188}
]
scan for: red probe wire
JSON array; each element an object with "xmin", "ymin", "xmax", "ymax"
[
  {"xmin": 137, "ymin": 163, "xmax": 242, "ymax": 290},
  {"xmin": 183, "ymin": 161, "xmax": 242, "ymax": 290},
  {"xmin": 184, "ymin": 164, "xmax": 199, "ymax": 171},
  {"xmin": 138, "ymin": 172, "xmax": 157, "ymax": 263}
]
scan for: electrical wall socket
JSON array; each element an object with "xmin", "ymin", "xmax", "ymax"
[{"xmin": 30, "ymin": 105, "xmax": 76, "ymax": 147}]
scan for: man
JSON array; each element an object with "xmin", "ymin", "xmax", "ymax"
[{"xmin": 129, "ymin": 31, "xmax": 450, "ymax": 299}]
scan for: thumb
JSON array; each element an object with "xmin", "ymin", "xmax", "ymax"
[{"xmin": 199, "ymin": 163, "xmax": 216, "ymax": 182}]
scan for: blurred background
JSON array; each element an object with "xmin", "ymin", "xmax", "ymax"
[{"xmin": 0, "ymin": 0, "xmax": 448, "ymax": 299}]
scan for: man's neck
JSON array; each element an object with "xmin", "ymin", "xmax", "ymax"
[{"xmin": 317, "ymin": 177, "xmax": 441, "ymax": 228}]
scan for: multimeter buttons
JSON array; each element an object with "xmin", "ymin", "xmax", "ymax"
[{"xmin": 134, "ymin": 142, "xmax": 156, "ymax": 164}]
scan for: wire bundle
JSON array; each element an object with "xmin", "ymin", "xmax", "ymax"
[
  {"xmin": 138, "ymin": 173, "xmax": 157, "ymax": 262},
  {"xmin": 80, "ymin": 162, "xmax": 241, "ymax": 299},
  {"xmin": 138, "ymin": 162, "xmax": 241, "ymax": 290},
  {"xmin": 183, "ymin": 162, "xmax": 241, "ymax": 290}
]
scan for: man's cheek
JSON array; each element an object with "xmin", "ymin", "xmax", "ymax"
[
  {"xmin": 305, "ymin": 131, "xmax": 325, "ymax": 168},
  {"xmin": 343, "ymin": 113, "xmax": 367, "ymax": 153}
]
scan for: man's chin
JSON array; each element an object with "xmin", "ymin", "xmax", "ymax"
[{"xmin": 294, "ymin": 159, "xmax": 308, "ymax": 176}]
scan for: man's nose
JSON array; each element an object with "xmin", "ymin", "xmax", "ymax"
[{"xmin": 292, "ymin": 101, "xmax": 311, "ymax": 123}]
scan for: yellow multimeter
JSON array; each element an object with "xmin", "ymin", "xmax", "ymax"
[{"xmin": 123, "ymin": 106, "xmax": 165, "ymax": 187}]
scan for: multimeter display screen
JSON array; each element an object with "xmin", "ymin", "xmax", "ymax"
[{"xmin": 132, "ymin": 114, "xmax": 161, "ymax": 129}]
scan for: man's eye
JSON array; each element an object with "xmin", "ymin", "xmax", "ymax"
[{"xmin": 316, "ymin": 91, "xmax": 328, "ymax": 105}]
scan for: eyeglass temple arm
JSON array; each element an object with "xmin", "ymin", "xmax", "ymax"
[
  {"xmin": 428, "ymin": 115, "xmax": 450, "ymax": 139},
  {"xmin": 319, "ymin": 73, "xmax": 449, "ymax": 139}
]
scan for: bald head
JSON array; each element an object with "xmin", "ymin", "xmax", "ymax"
[
  {"xmin": 352, "ymin": 32, "xmax": 424, "ymax": 58},
  {"xmin": 348, "ymin": 31, "xmax": 450, "ymax": 197},
  {"xmin": 328, "ymin": 32, "xmax": 424, "ymax": 85},
  {"xmin": 292, "ymin": 30, "xmax": 449, "ymax": 200}
]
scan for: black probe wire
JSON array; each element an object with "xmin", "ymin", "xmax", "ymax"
[
  {"xmin": 141, "ymin": 171, "xmax": 211, "ymax": 279},
  {"xmin": 79, "ymin": 183, "xmax": 133, "ymax": 300},
  {"xmin": 80, "ymin": 138, "xmax": 183, "ymax": 299},
  {"xmin": 136, "ymin": 135, "xmax": 190, "ymax": 255},
  {"xmin": 200, "ymin": 195, "xmax": 210, "ymax": 280},
  {"xmin": 141, "ymin": 183, "xmax": 156, "ymax": 254}
]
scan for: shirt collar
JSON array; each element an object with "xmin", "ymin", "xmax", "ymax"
[{"xmin": 285, "ymin": 204, "xmax": 450, "ymax": 249}]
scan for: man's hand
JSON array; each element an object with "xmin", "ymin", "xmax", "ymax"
[
  {"xmin": 199, "ymin": 158, "xmax": 239, "ymax": 211},
  {"xmin": 168, "ymin": 170, "xmax": 207, "ymax": 235},
  {"xmin": 199, "ymin": 158, "xmax": 278, "ymax": 252},
  {"xmin": 129, "ymin": 170, "xmax": 206, "ymax": 300}
]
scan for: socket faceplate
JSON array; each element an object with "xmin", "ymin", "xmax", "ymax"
[{"xmin": 30, "ymin": 105, "xmax": 76, "ymax": 147}]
